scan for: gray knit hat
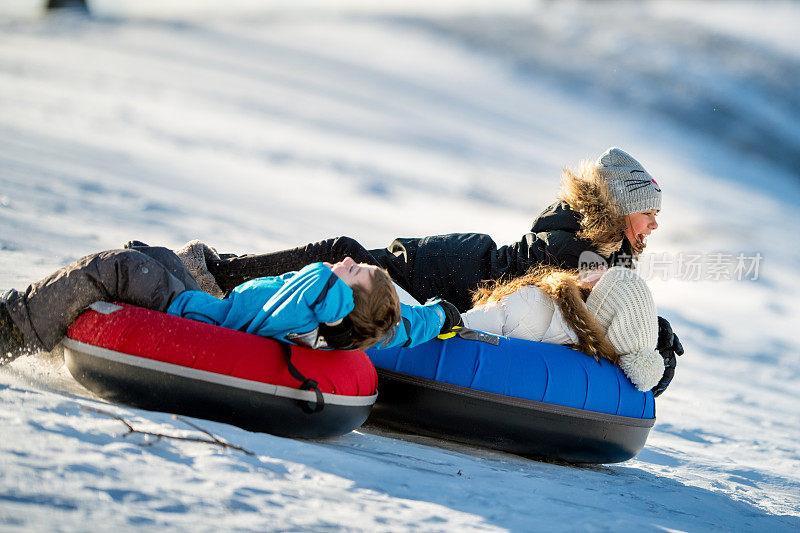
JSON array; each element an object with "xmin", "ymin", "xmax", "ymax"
[{"xmin": 596, "ymin": 148, "xmax": 662, "ymax": 215}]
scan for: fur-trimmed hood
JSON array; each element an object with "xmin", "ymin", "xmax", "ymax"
[
  {"xmin": 461, "ymin": 285, "xmax": 583, "ymax": 348},
  {"xmin": 464, "ymin": 273, "xmax": 617, "ymax": 364},
  {"xmin": 556, "ymin": 161, "xmax": 627, "ymax": 257}
]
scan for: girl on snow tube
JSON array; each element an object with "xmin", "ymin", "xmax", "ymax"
[{"xmin": 461, "ymin": 265, "xmax": 666, "ymax": 392}]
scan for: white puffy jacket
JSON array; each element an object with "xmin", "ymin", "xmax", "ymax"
[{"xmin": 461, "ymin": 285, "xmax": 580, "ymax": 346}]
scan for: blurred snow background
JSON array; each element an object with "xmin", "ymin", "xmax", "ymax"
[{"xmin": 1, "ymin": 1, "xmax": 799, "ymax": 530}]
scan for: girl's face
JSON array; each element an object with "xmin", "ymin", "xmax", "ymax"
[
  {"xmin": 326, "ymin": 257, "xmax": 377, "ymax": 290},
  {"xmin": 625, "ymin": 210, "xmax": 659, "ymax": 248},
  {"xmin": 576, "ymin": 268, "xmax": 606, "ymax": 289}
]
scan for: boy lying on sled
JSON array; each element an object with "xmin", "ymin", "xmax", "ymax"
[{"xmin": 0, "ymin": 248, "xmax": 456, "ymax": 365}]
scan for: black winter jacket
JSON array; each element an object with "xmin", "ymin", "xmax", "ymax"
[{"xmin": 370, "ymin": 202, "xmax": 633, "ymax": 312}]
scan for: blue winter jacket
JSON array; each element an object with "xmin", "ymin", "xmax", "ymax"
[{"xmin": 166, "ymin": 262, "xmax": 443, "ymax": 350}]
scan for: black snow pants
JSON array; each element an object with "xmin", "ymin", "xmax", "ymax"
[
  {"xmin": 206, "ymin": 237, "xmax": 397, "ymax": 294},
  {"xmin": 5, "ymin": 249, "xmax": 194, "ymax": 353},
  {"xmin": 204, "ymin": 235, "xmax": 484, "ymax": 312}
]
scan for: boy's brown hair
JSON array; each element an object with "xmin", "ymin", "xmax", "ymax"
[{"xmin": 349, "ymin": 267, "xmax": 401, "ymax": 350}]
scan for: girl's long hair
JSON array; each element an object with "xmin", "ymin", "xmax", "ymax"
[{"xmin": 472, "ymin": 265, "xmax": 618, "ymax": 364}]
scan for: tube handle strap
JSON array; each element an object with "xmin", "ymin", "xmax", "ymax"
[{"xmin": 280, "ymin": 343, "xmax": 325, "ymax": 414}]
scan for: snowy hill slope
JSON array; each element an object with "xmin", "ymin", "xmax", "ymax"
[{"xmin": 1, "ymin": 3, "xmax": 799, "ymax": 530}]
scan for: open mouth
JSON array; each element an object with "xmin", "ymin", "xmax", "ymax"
[{"xmin": 636, "ymin": 233, "xmax": 647, "ymax": 245}]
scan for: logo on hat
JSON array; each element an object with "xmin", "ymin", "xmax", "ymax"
[
  {"xmin": 650, "ymin": 176, "xmax": 661, "ymax": 191},
  {"xmin": 627, "ymin": 170, "xmax": 661, "ymax": 192}
]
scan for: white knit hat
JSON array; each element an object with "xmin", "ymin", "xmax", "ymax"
[
  {"xmin": 585, "ymin": 267, "xmax": 663, "ymax": 391},
  {"xmin": 596, "ymin": 147, "xmax": 662, "ymax": 215}
]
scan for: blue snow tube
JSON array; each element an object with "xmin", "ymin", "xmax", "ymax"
[{"xmin": 366, "ymin": 333, "xmax": 655, "ymax": 463}]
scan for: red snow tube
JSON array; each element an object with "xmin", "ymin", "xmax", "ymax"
[{"xmin": 63, "ymin": 302, "xmax": 378, "ymax": 438}]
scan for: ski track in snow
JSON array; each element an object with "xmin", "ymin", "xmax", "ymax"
[{"xmin": 1, "ymin": 2, "xmax": 800, "ymax": 531}]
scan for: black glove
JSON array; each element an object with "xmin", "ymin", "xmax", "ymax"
[
  {"xmin": 652, "ymin": 316, "xmax": 685, "ymax": 397},
  {"xmin": 437, "ymin": 299, "xmax": 463, "ymax": 334},
  {"xmin": 319, "ymin": 317, "xmax": 356, "ymax": 350}
]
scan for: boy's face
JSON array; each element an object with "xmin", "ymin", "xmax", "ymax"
[
  {"xmin": 625, "ymin": 210, "xmax": 659, "ymax": 247},
  {"xmin": 326, "ymin": 257, "xmax": 378, "ymax": 290}
]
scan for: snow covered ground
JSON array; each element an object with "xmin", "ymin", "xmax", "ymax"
[{"xmin": 1, "ymin": 1, "xmax": 799, "ymax": 530}]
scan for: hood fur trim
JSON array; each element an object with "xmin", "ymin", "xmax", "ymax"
[
  {"xmin": 471, "ymin": 266, "xmax": 618, "ymax": 364},
  {"xmin": 559, "ymin": 161, "xmax": 627, "ymax": 257},
  {"xmin": 539, "ymin": 273, "xmax": 618, "ymax": 364}
]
